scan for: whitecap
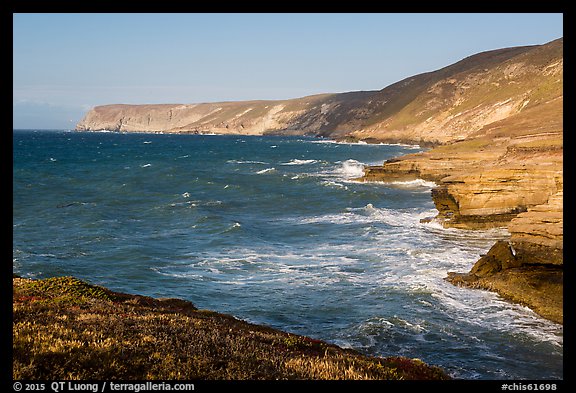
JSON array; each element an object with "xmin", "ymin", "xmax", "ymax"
[
  {"xmin": 309, "ymin": 139, "xmax": 368, "ymax": 145},
  {"xmin": 141, "ymin": 163, "xmax": 152, "ymax": 168},
  {"xmin": 331, "ymin": 159, "xmax": 365, "ymax": 179},
  {"xmin": 321, "ymin": 180, "xmax": 347, "ymax": 189},
  {"xmin": 227, "ymin": 160, "xmax": 269, "ymax": 165},
  {"xmin": 221, "ymin": 222, "xmax": 242, "ymax": 233},
  {"xmin": 256, "ymin": 167, "xmax": 276, "ymax": 174},
  {"xmin": 308, "ymin": 139, "xmax": 421, "ymax": 149},
  {"xmin": 281, "ymin": 159, "xmax": 318, "ymax": 166}
]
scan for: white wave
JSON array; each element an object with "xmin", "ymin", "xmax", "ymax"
[
  {"xmin": 297, "ymin": 206, "xmax": 434, "ymax": 228},
  {"xmin": 308, "ymin": 139, "xmax": 421, "ymax": 148},
  {"xmin": 334, "ymin": 159, "xmax": 365, "ymax": 179},
  {"xmin": 308, "ymin": 139, "xmax": 367, "ymax": 145},
  {"xmin": 152, "ymin": 268, "xmax": 205, "ymax": 280},
  {"xmin": 221, "ymin": 222, "xmax": 242, "ymax": 233},
  {"xmin": 140, "ymin": 163, "xmax": 152, "ymax": 168},
  {"xmin": 153, "ymin": 235, "xmax": 562, "ymax": 351},
  {"xmin": 387, "ymin": 179, "xmax": 437, "ymax": 188},
  {"xmin": 281, "ymin": 159, "xmax": 318, "ymax": 166},
  {"xmin": 363, "ymin": 205, "xmax": 439, "ymax": 228},
  {"xmin": 256, "ymin": 167, "xmax": 276, "ymax": 174},
  {"xmin": 168, "ymin": 201, "xmax": 196, "ymax": 208},
  {"xmin": 420, "ymin": 218, "xmax": 445, "ymax": 231},
  {"xmin": 182, "ymin": 192, "xmax": 190, "ymax": 198},
  {"xmin": 227, "ymin": 160, "xmax": 269, "ymax": 165},
  {"xmin": 321, "ymin": 180, "xmax": 347, "ymax": 189}
]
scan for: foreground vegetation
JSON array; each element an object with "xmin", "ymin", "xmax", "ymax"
[{"xmin": 13, "ymin": 275, "xmax": 450, "ymax": 380}]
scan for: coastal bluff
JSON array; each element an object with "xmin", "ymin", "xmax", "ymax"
[
  {"xmin": 13, "ymin": 275, "xmax": 449, "ymax": 380},
  {"xmin": 76, "ymin": 38, "xmax": 563, "ymax": 323}
]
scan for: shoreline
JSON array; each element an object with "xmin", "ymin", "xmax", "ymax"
[{"xmin": 357, "ymin": 132, "xmax": 563, "ymax": 325}]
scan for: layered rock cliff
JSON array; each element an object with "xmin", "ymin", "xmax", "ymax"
[{"xmin": 76, "ymin": 38, "xmax": 563, "ymax": 323}]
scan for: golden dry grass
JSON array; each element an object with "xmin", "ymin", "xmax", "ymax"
[{"xmin": 13, "ymin": 275, "xmax": 450, "ymax": 380}]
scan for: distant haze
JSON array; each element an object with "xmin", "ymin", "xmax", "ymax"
[{"xmin": 13, "ymin": 13, "xmax": 563, "ymax": 129}]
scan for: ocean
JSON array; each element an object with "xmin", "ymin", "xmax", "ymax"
[{"xmin": 12, "ymin": 129, "xmax": 563, "ymax": 379}]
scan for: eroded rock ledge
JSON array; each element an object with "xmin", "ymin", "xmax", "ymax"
[
  {"xmin": 446, "ymin": 241, "xmax": 562, "ymax": 324},
  {"xmin": 358, "ymin": 102, "xmax": 563, "ymax": 324}
]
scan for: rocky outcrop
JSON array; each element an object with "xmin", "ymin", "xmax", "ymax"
[
  {"xmin": 509, "ymin": 190, "xmax": 563, "ymax": 266},
  {"xmin": 446, "ymin": 240, "xmax": 563, "ymax": 324}
]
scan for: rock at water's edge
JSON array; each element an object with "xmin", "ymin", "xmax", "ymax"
[{"xmin": 446, "ymin": 241, "xmax": 563, "ymax": 324}]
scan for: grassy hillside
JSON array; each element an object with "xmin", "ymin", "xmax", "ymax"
[
  {"xmin": 77, "ymin": 38, "xmax": 562, "ymax": 147},
  {"xmin": 349, "ymin": 38, "xmax": 562, "ymax": 143}
]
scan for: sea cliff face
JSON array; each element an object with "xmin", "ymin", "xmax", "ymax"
[{"xmin": 76, "ymin": 38, "xmax": 563, "ymax": 323}]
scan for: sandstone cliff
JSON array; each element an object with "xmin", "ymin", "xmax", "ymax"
[{"xmin": 76, "ymin": 91, "xmax": 381, "ymax": 136}]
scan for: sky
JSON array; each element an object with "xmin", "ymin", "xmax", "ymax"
[{"xmin": 13, "ymin": 13, "xmax": 563, "ymax": 129}]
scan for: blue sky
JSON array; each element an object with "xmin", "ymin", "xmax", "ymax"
[{"xmin": 13, "ymin": 13, "xmax": 563, "ymax": 129}]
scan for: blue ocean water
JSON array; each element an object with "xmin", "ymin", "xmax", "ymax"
[{"xmin": 13, "ymin": 129, "xmax": 562, "ymax": 379}]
